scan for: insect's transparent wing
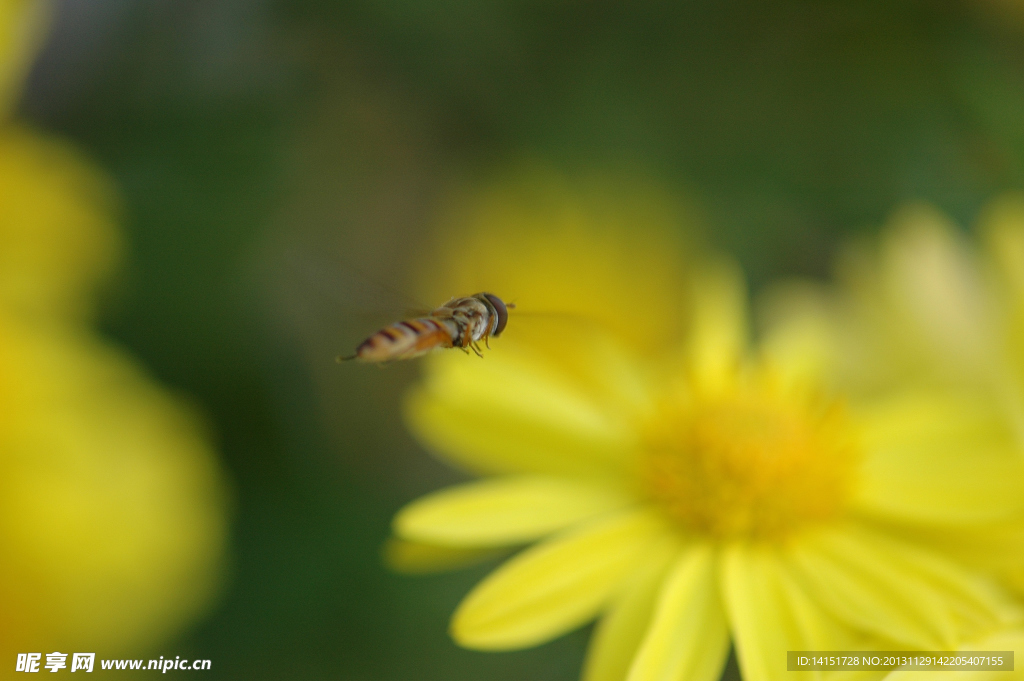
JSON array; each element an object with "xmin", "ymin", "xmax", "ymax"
[
  {"xmin": 491, "ymin": 307, "xmax": 622, "ymax": 365},
  {"xmin": 503, "ymin": 308, "xmax": 618, "ymax": 338},
  {"xmin": 263, "ymin": 238, "xmax": 432, "ymax": 363}
]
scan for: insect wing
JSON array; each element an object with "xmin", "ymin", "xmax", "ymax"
[{"xmin": 269, "ymin": 243, "xmax": 435, "ymax": 361}]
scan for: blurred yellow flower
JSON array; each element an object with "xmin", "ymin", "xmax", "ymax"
[
  {"xmin": 780, "ymin": 198, "xmax": 1024, "ymax": 436},
  {"xmin": 764, "ymin": 195, "xmax": 1024, "ymax": 590},
  {"xmin": 389, "ymin": 173, "xmax": 1024, "ymax": 681},
  {"xmin": 0, "ymin": 125, "xmax": 120, "ymax": 320},
  {"xmin": 762, "ymin": 196, "xmax": 1024, "ymax": 680},
  {"xmin": 0, "ymin": 0, "xmax": 226, "ymax": 659},
  {"xmin": 0, "ymin": 310, "xmax": 227, "ymax": 655}
]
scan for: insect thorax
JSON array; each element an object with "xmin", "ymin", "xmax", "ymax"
[{"xmin": 435, "ymin": 297, "xmax": 491, "ymax": 346}]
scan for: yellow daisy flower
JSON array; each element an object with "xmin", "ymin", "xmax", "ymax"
[
  {"xmin": 0, "ymin": 0, "xmax": 227, "ymax": 657},
  {"xmin": 388, "ymin": 173, "xmax": 1024, "ymax": 681}
]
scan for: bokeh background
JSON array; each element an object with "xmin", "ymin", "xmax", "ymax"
[{"xmin": 12, "ymin": 0, "xmax": 1024, "ymax": 678}]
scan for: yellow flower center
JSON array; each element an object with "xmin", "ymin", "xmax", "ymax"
[{"xmin": 642, "ymin": 388, "xmax": 857, "ymax": 540}]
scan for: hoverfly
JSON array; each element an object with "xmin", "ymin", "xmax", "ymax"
[{"xmin": 339, "ymin": 293, "xmax": 514, "ymax": 362}]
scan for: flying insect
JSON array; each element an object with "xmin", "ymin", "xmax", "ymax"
[{"xmin": 340, "ymin": 292, "xmax": 513, "ymax": 362}]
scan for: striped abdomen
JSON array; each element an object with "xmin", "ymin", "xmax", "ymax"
[{"xmin": 354, "ymin": 317, "xmax": 457, "ymax": 362}]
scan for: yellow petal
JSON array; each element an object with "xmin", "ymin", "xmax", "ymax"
[
  {"xmin": 687, "ymin": 259, "xmax": 748, "ymax": 396},
  {"xmin": 979, "ymin": 193, "xmax": 1024, "ymax": 299},
  {"xmin": 893, "ymin": 520, "xmax": 1024, "ymax": 594},
  {"xmin": 582, "ymin": 538, "xmax": 681, "ymax": 681},
  {"xmin": 383, "ymin": 538, "xmax": 505, "ymax": 574},
  {"xmin": 405, "ymin": 348, "xmax": 635, "ymax": 477},
  {"xmin": 394, "ymin": 476, "xmax": 631, "ymax": 547},
  {"xmin": 853, "ymin": 391, "xmax": 1024, "ymax": 524},
  {"xmin": 626, "ymin": 543, "xmax": 729, "ymax": 681},
  {"xmin": 0, "ymin": 0, "xmax": 48, "ymax": 115},
  {"xmin": 978, "ymin": 194, "xmax": 1024, "ymax": 440},
  {"xmin": 758, "ymin": 282, "xmax": 840, "ymax": 392},
  {"xmin": 880, "ymin": 204, "xmax": 997, "ymax": 373},
  {"xmin": 789, "ymin": 524, "xmax": 1021, "ymax": 649},
  {"xmin": 451, "ymin": 508, "xmax": 667, "ymax": 650},
  {"xmin": 722, "ymin": 542, "xmax": 888, "ymax": 681}
]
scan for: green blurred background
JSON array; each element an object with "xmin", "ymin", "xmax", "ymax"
[{"xmin": 18, "ymin": 0, "xmax": 1024, "ymax": 677}]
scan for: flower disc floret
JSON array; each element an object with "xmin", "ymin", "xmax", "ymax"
[{"xmin": 643, "ymin": 387, "xmax": 855, "ymax": 539}]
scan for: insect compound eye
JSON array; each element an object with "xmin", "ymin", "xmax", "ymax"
[{"xmin": 482, "ymin": 293, "xmax": 509, "ymax": 336}]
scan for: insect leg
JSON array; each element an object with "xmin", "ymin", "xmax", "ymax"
[{"xmin": 470, "ymin": 342, "xmax": 484, "ymax": 358}]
